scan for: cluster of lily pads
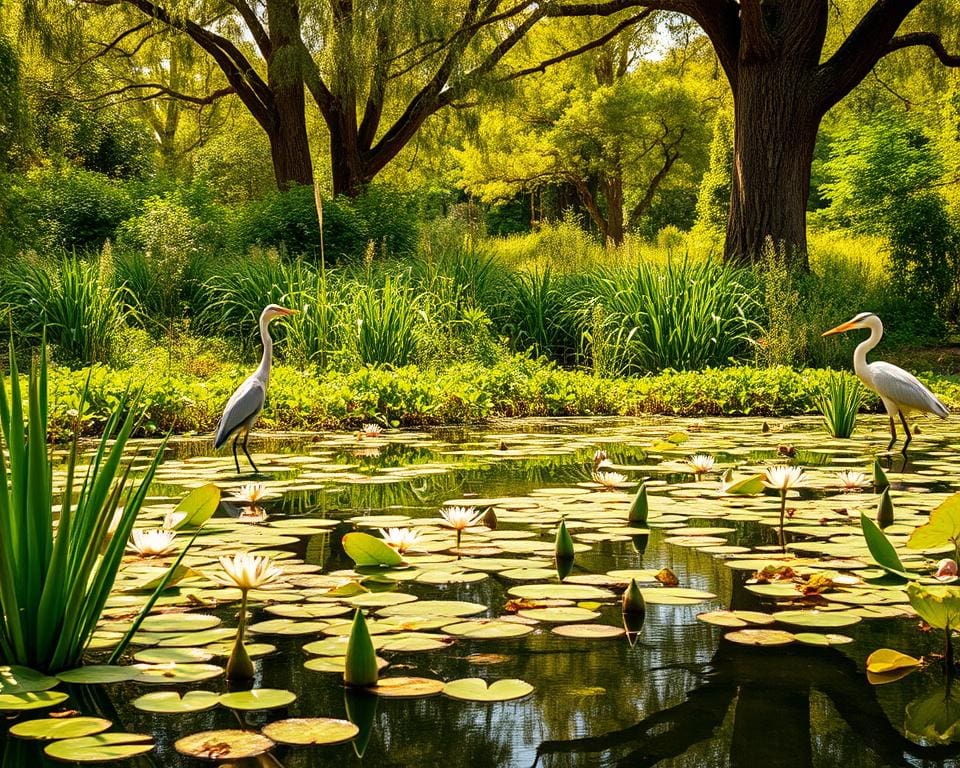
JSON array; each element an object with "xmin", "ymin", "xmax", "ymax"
[{"xmin": 4, "ymin": 416, "xmax": 960, "ymax": 759}]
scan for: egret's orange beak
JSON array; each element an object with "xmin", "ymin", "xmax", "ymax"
[
  {"xmin": 821, "ymin": 321, "xmax": 856, "ymax": 338},
  {"xmin": 277, "ymin": 308, "xmax": 299, "ymax": 316}
]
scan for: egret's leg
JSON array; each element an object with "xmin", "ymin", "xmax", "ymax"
[
  {"xmin": 231, "ymin": 433, "xmax": 241, "ymax": 474},
  {"xmin": 886, "ymin": 416, "xmax": 897, "ymax": 452},
  {"xmin": 242, "ymin": 430, "xmax": 260, "ymax": 474},
  {"xmin": 899, "ymin": 412, "xmax": 912, "ymax": 456}
]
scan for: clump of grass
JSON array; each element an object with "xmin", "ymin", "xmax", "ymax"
[{"xmin": 817, "ymin": 371, "xmax": 863, "ymax": 438}]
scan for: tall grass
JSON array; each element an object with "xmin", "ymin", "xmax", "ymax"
[
  {"xmin": 817, "ymin": 370, "xmax": 863, "ymax": 438},
  {"xmin": 350, "ymin": 274, "xmax": 421, "ymax": 367},
  {"xmin": 0, "ymin": 342, "xmax": 165, "ymax": 670},
  {"xmin": 0, "ymin": 254, "xmax": 131, "ymax": 366}
]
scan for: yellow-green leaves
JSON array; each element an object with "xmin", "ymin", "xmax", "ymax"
[
  {"xmin": 342, "ymin": 533, "xmax": 404, "ymax": 568},
  {"xmin": 907, "ymin": 582, "xmax": 960, "ymax": 631},
  {"xmin": 860, "ymin": 512, "xmax": 909, "ymax": 578},
  {"xmin": 907, "ymin": 491, "xmax": 960, "ymax": 555},
  {"xmin": 168, "ymin": 484, "xmax": 221, "ymax": 530},
  {"xmin": 865, "ymin": 648, "xmax": 921, "ymax": 675},
  {"xmin": 344, "ymin": 609, "xmax": 379, "ymax": 687}
]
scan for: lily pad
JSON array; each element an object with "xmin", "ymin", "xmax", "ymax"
[
  {"xmin": 56, "ymin": 666, "xmax": 140, "ymax": 685},
  {"xmin": 368, "ymin": 676, "xmax": 445, "ymax": 698},
  {"xmin": 44, "ymin": 733, "xmax": 153, "ymax": 763},
  {"xmin": 724, "ymin": 629, "xmax": 796, "ymax": 646},
  {"xmin": 442, "ymin": 620, "xmax": 534, "ymax": 639},
  {"xmin": 132, "ymin": 663, "xmax": 223, "ymax": 684},
  {"xmin": 175, "ymin": 730, "xmax": 275, "ymax": 760},
  {"xmin": 772, "ymin": 610, "xmax": 862, "ymax": 629},
  {"xmin": 551, "ymin": 624, "xmax": 626, "ymax": 639},
  {"xmin": 0, "ymin": 666, "xmax": 59, "ymax": 694},
  {"xmin": 139, "ymin": 613, "xmax": 221, "ymax": 633},
  {"xmin": 261, "ymin": 718, "xmax": 359, "ymax": 746},
  {"xmin": 697, "ymin": 610, "xmax": 776, "ymax": 628},
  {"xmin": 442, "ymin": 678, "xmax": 534, "ymax": 702},
  {"xmin": 132, "ymin": 690, "xmax": 221, "ymax": 714},
  {"xmin": 218, "ymin": 688, "xmax": 296, "ymax": 711},
  {"xmin": 0, "ymin": 691, "xmax": 69, "ymax": 711},
  {"xmin": 342, "ymin": 532, "xmax": 403, "ymax": 567},
  {"xmin": 10, "ymin": 717, "xmax": 112, "ymax": 740}
]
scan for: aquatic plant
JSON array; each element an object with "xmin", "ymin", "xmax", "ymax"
[
  {"xmin": 628, "ymin": 483, "xmax": 649, "ymax": 524},
  {"xmin": 763, "ymin": 465, "xmax": 805, "ymax": 551},
  {"xmin": 441, "ymin": 506, "xmax": 483, "ymax": 550},
  {"xmin": 907, "ymin": 491, "xmax": 960, "ymax": 564},
  {"xmin": 378, "ymin": 527, "xmax": 420, "ymax": 554},
  {"xmin": 817, "ymin": 371, "xmax": 863, "ymax": 438},
  {"xmin": 216, "ymin": 553, "xmax": 283, "ymax": 680},
  {"xmin": 0, "ymin": 342, "xmax": 167, "ymax": 671},
  {"xmin": 686, "ymin": 453, "xmax": 715, "ymax": 478},
  {"xmin": 907, "ymin": 582, "xmax": 960, "ymax": 669},
  {"xmin": 344, "ymin": 609, "xmax": 379, "ymax": 687},
  {"xmin": 127, "ymin": 529, "xmax": 177, "ymax": 558},
  {"xmin": 877, "ymin": 488, "xmax": 895, "ymax": 529},
  {"xmin": 837, "ymin": 470, "xmax": 869, "ymax": 491}
]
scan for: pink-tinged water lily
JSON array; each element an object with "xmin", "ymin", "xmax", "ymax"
[
  {"xmin": 592, "ymin": 470, "xmax": 628, "ymax": 488},
  {"xmin": 127, "ymin": 529, "xmax": 177, "ymax": 557},
  {"xmin": 593, "ymin": 449, "xmax": 611, "ymax": 471},
  {"xmin": 935, "ymin": 558, "xmax": 958, "ymax": 582},
  {"xmin": 836, "ymin": 470, "xmax": 869, "ymax": 491},
  {"xmin": 238, "ymin": 482, "xmax": 266, "ymax": 504},
  {"xmin": 216, "ymin": 553, "xmax": 283, "ymax": 590},
  {"xmin": 687, "ymin": 454, "xmax": 715, "ymax": 476},
  {"xmin": 379, "ymin": 527, "xmax": 421, "ymax": 554}
]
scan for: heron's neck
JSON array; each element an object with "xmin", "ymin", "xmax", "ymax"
[
  {"xmin": 255, "ymin": 316, "xmax": 273, "ymax": 382},
  {"xmin": 853, "ymin": 321, "xmax": 882, "ymax": 381}
]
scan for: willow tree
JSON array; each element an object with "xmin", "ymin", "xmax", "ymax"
[
  {"xmin": 71, "ymin": 0, "xmax": 650, "ymax": 193},
  {"xmin": 559, "ymin": 0, "xmax": 960, "ymax": 266}
]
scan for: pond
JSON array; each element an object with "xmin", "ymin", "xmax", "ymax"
[{"xmin": 3, "ymin": 415, "xmax": 960, "ymax": 768}]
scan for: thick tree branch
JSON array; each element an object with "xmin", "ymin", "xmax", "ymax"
[
  {"xmin": 885, "ymin": 32, "xmax": 960, "ymax": 66},
  {"xmin": 225, "ymin": 0, "xmax": 272, "ymax": 59},
  {"xmin": 813, "ymin": 0, "xmax": 921, "ymax": 114},
  {"xmin": 79, "ymin": 82, "xmax": 235, "ymax": 106}
]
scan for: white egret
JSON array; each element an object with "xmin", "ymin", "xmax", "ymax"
[
  {"xmin": 214, "ymin": 304, "xmax": 297, "ymax": 473},
  {"xmin": 822, "ymin": 312, "xmax": 948, "ymax": 454}
]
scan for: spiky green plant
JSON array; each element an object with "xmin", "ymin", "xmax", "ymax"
[
  {"xmin": 817, "ymin": 371, "xmax": 863, "ymax": 438},
  {"xmin": 351, "ymin": 274, "xmax": 420, "ymax": 367},
  {"xmin": 0, "ymin": 342, "xmax": 166, "ymax": 671}
]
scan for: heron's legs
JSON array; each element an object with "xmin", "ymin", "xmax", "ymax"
[
  {"xmin": 242, "ymin": 430, "xmax": 260, "ymax": 474},
  {"xmin": 886, "ymin": 416, "xmax": 897, "ymax": 452},
  {"xmin": 231, "ymin": 433, "xmax": 241, "ymax": 474},
  {"xmin": 899, "ymin": 412, "xmax": 912, "ymax": 456}
]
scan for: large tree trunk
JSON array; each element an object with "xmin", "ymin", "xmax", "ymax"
[
  {"xmin": 329, "ymin": 115, "xmax": 369, "ymax": 197},
  {"xmin": 724, "ymin": 61, "xmax": 819, "ymax": 269}
]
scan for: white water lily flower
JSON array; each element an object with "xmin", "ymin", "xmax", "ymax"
[
  {"xmin": 379, "ymin": 527, "xmax": 421, "ymax": 554},
  {"xmin": 593, "ymin": 449, "xmax": 611, "ymax": 471},
  {"xmin": 441, "ymin": 506, "xmax": 484, "ymax": 531},
  {"xmin": 763, "ymin": 465, "xmax": 806, "ymax": 491},
  {"xmin": 361, "ymin": 423, "xmax": 383, "ymax": 437},
  {"xmin": 128, "ymin": 528, "xmax": 177, "ymax": 557},
  {"xmin": 836, "ymin": 471, "xmax": 869, "ymax": 491},
  {"xmin": 217, "ymin": 553, "xmax": 283, "ymax": 590},
  {"xmin": 238, "ymin": 506, "xmax": 268, "ymax": 524},
  {"xmin": 592, "ymin": 470, "xmax": 628, "ymax": 488},
  {"xmin": 687, "ymin": 454, "xmax": 716, "ymax": 476},
  {"xmin": 238, "ymin": 482, "xmax": 266, "ymax": 504}
]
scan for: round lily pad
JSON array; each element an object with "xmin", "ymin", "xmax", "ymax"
[
  {"xmin": 368, "ymin": 676, "xmax": 445, "ymax": 698},
  {"xmin": 697, "ymin": 610, "xmax": 776, "ymax": 628},
  {"xmin": 44, "ymin": 733, "xmax": 153, "ymax": 763},
  {"xmin": 794, "ymin": 632, "xmax": 855, "ymax": 647},
  {"xmin": 132, "ymin": 663, "xmax": 223, "ymax": 684},
  {"xmin": 508, "ymin": 585, "xmax": 616, "ymax": 601},
  {"xmin": 56, "ymin": 666, "xmax": 140, "ymax": 685},
  {"xmin": 10, "ymin": 717, "xmax": 112, "ymax": 740},
  {"xmin": 772, "ymin": 610, "xmax": 862, "ymax": 629},
  {"xmin": 0, "ymin": 691, "xmax": 69, "ymax": 711},
  {"xmin": 551, "ymin": 624, "xmax": 626, "ymax": 639},
  {"xmin": 518, "ymin": 607, "xmax": 600, "ymax": 623},
  {"xmin": 442, "ymin": 678, "xmax": 534, "ymax": 702},
  {"xmin": 247, "ymin": 619, "xmax": 328, "ymax": 636},
  {"xmin": 304, "ymin": 655, "xmax": 390, "ymax": 674},
  {"xmin": 175, "ymin": 730, "xmax": 275, "ymax": 760},
  {"xmin": 139, "ymin": 613, "xmax": 221, "ymax": 633},
  {"xmin": 133, "ymin": 647, "xmax": 214, "ymax": 664},
  {"xmin": 218, "ymin": 688, "xmax": 296, "ymax": 711},
  {"xmin": 0, "ymin": 666, "xmax": 59, "ymax": 694},
  {"xmin": 442, "ymin": 620, "xmax": 534, "ymax": 639},
  {"xmin": 264, "ymin": 604, "xmax": 351, "ymax": 619},
  {"xmin": 205, "ymin": 641, "xmax": 276, "ymax": 659},
  {"xmin": 377, "ymin": 600, "xmax": 487, "ymax": 618},
  {"xmin": 261, "ymin": 718, "xmax": 359, "ymax": 746},
  {"xmin": 724, "ymin": 629, "xmax": 796, "ymax": 646},
  {"xmin": 133, "ymin": 690, "xmax": 221, "ymax": 714}
]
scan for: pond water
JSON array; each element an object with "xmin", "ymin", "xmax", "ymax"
[{"xmin": 4, "ymin": 415, "xmax": 960, "ymax": 768}]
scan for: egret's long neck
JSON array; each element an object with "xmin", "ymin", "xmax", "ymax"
[
  {"xmin": 853, "ymin": 319, "xmax": 883, "ymax": 382},
  {"xmin": 255, "ymin": 315, "xmax": 273, "ymax": 383}
]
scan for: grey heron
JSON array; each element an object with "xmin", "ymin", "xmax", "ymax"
[
  {"xmin": 215, "ymin": 304, "xmax": 297, "ymax": 473},
  {"xmin": 822, "ymin": 312, "xmax": 948, "ymax": 455}
]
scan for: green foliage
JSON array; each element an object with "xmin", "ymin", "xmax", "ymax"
[
  {"xmin": 0, "ymin": 252, "xmax": 131, "ymax": 366},
  {"xmin": 0, "ymin": 33, "xmax": 29, "ymax": 169},
  {"xmin": 694, "ymin": 108, "xmax": 733, "ymax": 236},
  {"xmin": 350, "ymin": 275, "xmax": 420, "ymax": 367},
  {"xmin": 0, "ymin": 343, "xmax": 165, "ymax": 671},
  {"xmin": 18, "ymin": 166, "xmax": 134, "ymax": 252},
  {"xmin": 816, "ymin": 370, "xmax": 863, "ymax": 439}
]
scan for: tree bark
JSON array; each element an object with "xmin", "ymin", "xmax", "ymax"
[
  {"xmin": 724, "ymin": 61, "xmax": 819, "ymax": 268},
  {"xmin": 602, "ymin": 171, "xmax": 625, "ymax": 246}
]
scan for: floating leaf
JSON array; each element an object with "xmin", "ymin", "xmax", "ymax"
[
  {"xmin": 0, "ymin": 691, "xmax": 69, "ymax": 711},
  {"xmin": 57, "ymin": 666, "xmax": 140, "ymax": 685},
  {"xmin": 44, "ymin": 734, "xmax": 153, "ymax": 763},
  {"xmin": 10, "ymin": 717, "xmax": 112, "ymax": 740},
  {"xmin": 0, "ymin": 666, "xmax": 59, "ymax": 694},
  {"xmin": 907, "ymin": 582, "xmax": 960, "ymax": 630},
  {"xmin": 175, "ymin": 730, "xmax": 274, "ymax": 760},
  {"xmin": 722, "ymin": 473, "xmax": 766, "ymax": 496},
  {"xmin": 139, "ymin": 613, "xmax": 221, "ymax": 633},
  {"xmin": 442, "ymin": 678, "xmax": 533, "ymax": 702},
  {"xmin": 697, "ymin": 611, "xmax": 775, "ymax": 628},
  {"xmin": 218, "ymin": 688, "xmax": 296, "ymax": 711},
  {"xmin": 724, "ymin": 629, "xmax": 796, "ymax": 646},
  {"xmin": 772, "ymin": 610, "xmax": 862, "ymax": 629},
  {"xmin": 442, "ymin": 620, "xmax": 533, "ymax": 639},
  {"xmin": 133, "ymin": 691, "xmax": 220, "ymax": 714},
  {"xmin": 793, "ymin": 633, "xmax": 854, "ymax": 647},
  {"xmin": 866, "ymin": 648, "xmax": 922, "ymax": 675},
  {"xmin": 368, "ymin": 676, "xmax": 444, "ymax": 698},
  {"xmin": 342, "ymin": 532, "xmax": 403, "ymax": 567},
  {"xmin": 133, "ymin": 663, "xmax": 223, "ymax": 684},
  {"xmin": 907, "ymin": 492, "xmax": 960, "ymax": 552},
  {"xmin": 551, "ymin": 624, "xmax": 625, "ymax": 639},
  {"xmin": 170, "ymin": 483, "xmax": 221, "ymax": 529},
  {"xmin": 860, "ymin": 512, "xmax": 909, "ymax": 578},
  {"xmin": 262, "ymin": 718, "xmax": 359, "ymax": 746}
]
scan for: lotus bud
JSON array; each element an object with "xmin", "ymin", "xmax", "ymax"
[
  {"xmin": 761, "ymin": 421, "xmax": 770, "ymax": 434},
  {"xmin": 482, "ymin": 507, "xmax": 498, "ymax": 530},
  {"xmin": 344, "ymin": 609, "xmax": 379, "ymax": 687},
  {"xmin": 225, "ymin": 632, "xmax": 255, "ymax": 680},
  {"xmin": 555, "ymin": 518, "xmax": 575, "ymax": 559},
  {"xmin": 877, "ymin": 488, "xmax": 894, "ymax": 529},
  {"xmin": 628, "ymin": 483, "xmax": 648, "ymax": 525},
  {"xmin": 873, "ymin": 457, "xmax": 889, "ymax": 491},
  {"xmin": 622, "ymin": 578, "xmax": 646, "ymax": 614},
  {"xmin": 936, "ymin": 558, "xmax": 958, "ymax": 581}
]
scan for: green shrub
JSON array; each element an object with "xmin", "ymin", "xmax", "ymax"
[
  {"xmin": 817, "ymin": 370, "xmax": 863, "ymax": 438},
  {"xmin": 349, "ymin": 274, "xmax": 421, "ymax": 367},
  {"xmin": 351, "ymin": 184, "xmax": 419, "ymax": 257}
]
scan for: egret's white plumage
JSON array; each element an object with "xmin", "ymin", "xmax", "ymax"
[
  {"xmin": 822, "ymin": 312, "xmax": 948, "ymax": 454},
  {"xmin": 214, "ymin": 304, "xmax": 297, "ymax": 473}
]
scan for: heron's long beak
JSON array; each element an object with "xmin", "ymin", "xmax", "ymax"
[
  {"xmin": 821, "ymin": 321, "xmax": 856, "ymax": 337},
  {"xmin": 278, "ymin": 308, "xmax": 299, "ymax": 316}
]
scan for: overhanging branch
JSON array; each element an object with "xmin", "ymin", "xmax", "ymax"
[{"xmin": 885, "ymin": 32, "xmax": 960, "ymax": 66}]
